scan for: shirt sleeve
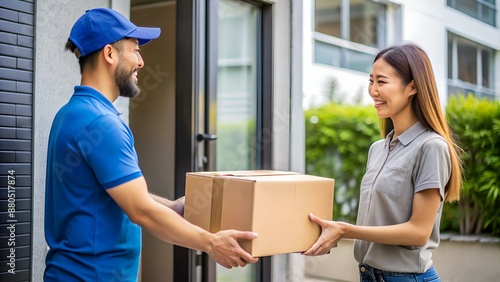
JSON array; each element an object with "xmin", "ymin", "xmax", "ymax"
[
  {"xmin": 413, "ymin": 137, "xmax": 451, "ymax": 200},
  {"xmin": 77, "ymin": 114, "xmax": 142, "ymax": 189}
]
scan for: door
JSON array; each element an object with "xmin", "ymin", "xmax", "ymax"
[
  {"xmin": 205, "ymin": 0, "xmax": 265, "ymax": 281},
  {"xmin": 175, "ymin": 0, "xmax": 273, "ymax": 281}
]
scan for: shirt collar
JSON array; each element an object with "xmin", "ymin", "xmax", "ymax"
[
  {"xmin": 385, "ymin": 121, "xmax": 428, "ymax": 147},
  {"xmin": 73, "ymin": 85, "xmax": 121, "ymax": 115}
]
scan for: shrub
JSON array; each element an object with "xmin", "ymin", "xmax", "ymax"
[
  {"xmin": 305, "ymin": 103, "xmax": 380, "ymax": 222},
  {"xmin": 304, "ymin": 95, "xmax": 500, "ymax": 237},
  {"xmin": 446, "ymin": 94, "xmax": 500, "ymax": 236},
  {"xmin": 216, "ymin": 120, "xmax": 257, "ymax": 171}
]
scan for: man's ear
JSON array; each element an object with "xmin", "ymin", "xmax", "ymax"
[{"xmin": 102, "ymin": 44, "xmax": 115, "ymax": 65}]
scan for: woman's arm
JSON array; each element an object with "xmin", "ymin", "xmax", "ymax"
[{"xmin": 303, "ymin": 188, "xmax": 441, "ymax": 256}]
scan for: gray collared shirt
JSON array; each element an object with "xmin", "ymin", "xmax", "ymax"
[{"xmin": 354, "ymin": 121, "xmax": 451, "ymax": 273}]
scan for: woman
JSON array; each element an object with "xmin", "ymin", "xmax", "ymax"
[{"xmin": 303, "ymin": 43, "xmax": 462, "ymax": 282}]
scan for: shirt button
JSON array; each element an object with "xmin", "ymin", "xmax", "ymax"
[{"xmin": 360, "ymin": 266, "xmax": 366, "ymax": 272}]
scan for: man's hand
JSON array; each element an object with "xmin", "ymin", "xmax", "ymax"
[{"xmin": 207, "ymin": 230, "xmax": 259, "ymax": 269}]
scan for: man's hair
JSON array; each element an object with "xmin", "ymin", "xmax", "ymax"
[{"xmin": 65, "ymin": 39, "xmax": 126, "ymax": 74}]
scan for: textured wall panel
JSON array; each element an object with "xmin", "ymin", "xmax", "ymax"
[{"xmin": 0, "ymin": 0, "xmax": 34, "ymax": 280}]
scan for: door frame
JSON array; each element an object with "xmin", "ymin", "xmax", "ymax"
[
  {"xmin": 174, "ymin": 0, "xmax": 199, "ymax": 280},
  {"xmin": 174, "ymin": 0, "xmax": 273, "ymax": 281}
]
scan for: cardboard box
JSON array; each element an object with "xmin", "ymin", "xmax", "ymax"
[{"xmin": 184, "ymin": 170, "xmax": 335, "ymax": 257}]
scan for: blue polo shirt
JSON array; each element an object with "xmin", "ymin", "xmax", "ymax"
[{"xmin": 44, "ymin": 86, "xmax": 143, "ymax": 281}]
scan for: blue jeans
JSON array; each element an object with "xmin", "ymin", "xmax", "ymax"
[{"xmin": 359, "ymin": 264, "xmax": 440, "ymax": 282}]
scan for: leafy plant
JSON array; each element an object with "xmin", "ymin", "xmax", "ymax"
[
  {"xmin": 446, "ymin": 94, "xmax": 500, "ymax": 236},
  {"xmin": 216, "ymin": 120, "xmax": 257, "ymax": 171},
  {"xmin": 305, "ymin": 102, "xmax": 380, "ymax": 222},
  {"xmin": 305, "ymin": 94, "xmax": 500, "ymax": 237},
  {"xmin": 305, "ymin": 95, "xmax": 500, "ymax": 236}
]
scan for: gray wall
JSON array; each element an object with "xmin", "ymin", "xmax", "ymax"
[
  {"xmin": 305, "ymin": 238, "xmax": 500, "ymax": 282},
  {"xmin": 271, "ymin": 0, "xmax": 306, "ymax": 281}
]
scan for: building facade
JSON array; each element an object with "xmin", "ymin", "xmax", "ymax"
[
  {"xmin": 303, "ymin": 0, "xmax": 500, "ymax": 109},
  {"xmin": 1, "ymin": 0, "xmax": 306, "ymax": 281},
  {"xmin": 4, "ymin": 1, "xmax": 496, "ymax": 281},
  {"xmin": 302, "ymin": 1, "xmax": 500, "ymax": 281}
]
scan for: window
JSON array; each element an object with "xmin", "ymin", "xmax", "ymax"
[
  {"xmin": 448, "ymin": 33, "xmax": 495, "ymax": 99},
  {"xmin": 447, "ymin": 0, "xmax": 496, "ymax": 27},
  {"xmin": 314, "ymin": 0, "xmax": 389, "ymax": 72},
  {"xmin": 315, "ymin": 40, "xmax": 375, "ymax": 73}
]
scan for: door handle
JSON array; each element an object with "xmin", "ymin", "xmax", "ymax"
[{"xmin": 197, "ymin": 133, "xmax": 217, "ymax": 142}]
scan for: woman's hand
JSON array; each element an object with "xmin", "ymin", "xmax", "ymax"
[{"xmin": 302, "ymin": 213, "xmax": 345, "ymax": 256}]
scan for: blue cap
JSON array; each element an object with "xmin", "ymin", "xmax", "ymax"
[{"xmin": 69, "ymin": 8, "xmax": 161, "ymax": 58}]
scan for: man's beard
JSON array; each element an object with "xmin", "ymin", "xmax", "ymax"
[{"xmin": 115, "ymin": 61, "xmax": 141, "ymax": 98}]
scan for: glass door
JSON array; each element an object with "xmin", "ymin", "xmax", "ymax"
[
  {"xmin": 214, "ymin": 0, "xmax": 260, "ymax": 282},
  {"xmin": 213, "ymin": 1, "xmax": 259, "ymax": 171},
  {"xmin": 175, "ymin": 0, "xmax": 273, "ymax": 281},
  {"xmin": 203, "ymin": 0, "xmax": 273, "ymax": 281},
  {"xmin": 208, "ymin": 0, "xmax": 259, "ymax": 281}
]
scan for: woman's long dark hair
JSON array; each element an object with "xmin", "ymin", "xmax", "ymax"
[{"xmin": 374, "ymin": 43, "xmax": 462, "ymax": 202}]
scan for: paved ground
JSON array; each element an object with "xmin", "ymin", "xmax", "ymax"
[
  {"xmin": 304, "ymin": 278, "xmax": 330, "ymax": 282},
  {"xmin": 304, "ymin": 276, "xmax": 347, "ymax": 282}
]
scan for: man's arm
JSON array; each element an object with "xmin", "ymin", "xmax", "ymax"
[{"xmin": 107, "ymin": 176, "xmax": 259, "ymax": 268}]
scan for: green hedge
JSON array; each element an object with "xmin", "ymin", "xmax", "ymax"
[
  {"xmin": 445, "ymin": 94, "xmax": 500, "ymax": 236},
  {"xmin": 305, "ymin": 95, "xmax": 500, "ymax": 236},
  {"xmin": 216, "ymin": 121, "xmax": 257, "ymax": 171},
  {"xmin": 305, "ymin": 103, "xmax": 380, "ymax": 222}
]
